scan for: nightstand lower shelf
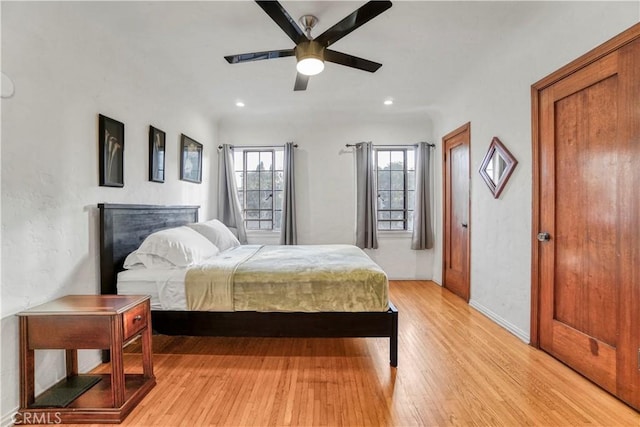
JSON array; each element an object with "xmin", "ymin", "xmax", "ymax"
[{"xmin": 19, "ymin": 375, "xmax": 156, "ymax": 424}]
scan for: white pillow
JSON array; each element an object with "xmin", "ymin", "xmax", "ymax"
[
  {"xmin": 123, "ymin": 250, "xmax": 146, "ymax": 269},
  {"xmin": 136, "ymin": 226, "xmax": 220, "ymax": 268},
  {"xmin": 187, "ymin": 219, "xmax": 241, "ymax": 252}
]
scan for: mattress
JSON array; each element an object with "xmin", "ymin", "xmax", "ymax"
[{"xmin": 118, "ymin": 244, "xmax": 389, "ymax": 313}]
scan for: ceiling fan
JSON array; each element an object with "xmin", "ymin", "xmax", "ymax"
[{"xmin": 224, "ymin": 0, "xmax": 393, "ymax": 91}]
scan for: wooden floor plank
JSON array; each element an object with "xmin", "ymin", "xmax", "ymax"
[{"xmin": 75, "ymin": 281, "xmax": 639, "ymax": 426}]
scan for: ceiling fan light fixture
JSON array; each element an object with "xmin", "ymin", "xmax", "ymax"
[
  {"xmin": 295, "ymin": 41, "xmax": 325, "ymax": 76},
  {"xmin": 297, "ymin": 58, "xmax": 324, "ymax": 76}
]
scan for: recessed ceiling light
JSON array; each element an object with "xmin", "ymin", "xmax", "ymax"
[
  {"xmin": 384, "ymin": 99, "xmax": 393, "ymax": 106},
  {"xmin": 236, "ymin": 101, "xmax": 245, "ymax": 107}
]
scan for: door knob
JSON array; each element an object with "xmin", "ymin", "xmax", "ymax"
[{"xmin": 537, "ymin": 232, "xmax": 551, "ymax": 242}]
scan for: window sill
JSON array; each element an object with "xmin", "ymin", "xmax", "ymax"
[
  {"xmin": 246, "ymin": 230, "xmax": 280, "ymax": 235},
  {"xmin": 378, "ymin": 231, "xmax": 412, "ymax": 238}
]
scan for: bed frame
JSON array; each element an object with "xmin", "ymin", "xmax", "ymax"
[{"xmin": 98, "ymin": 203, "xmax": 398, "ymax": 366}]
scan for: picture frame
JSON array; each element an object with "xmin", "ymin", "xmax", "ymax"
[
  {"xmin": 180, "ymin": 134, "xmax": 203, "ymax": 183},
  {"xmin": 98, "ymin": 114, "xmax": 124, "ymax": 187},
  {"xmin": 149, "ymin": 126, "xmax": 166, "ymax": 183}
]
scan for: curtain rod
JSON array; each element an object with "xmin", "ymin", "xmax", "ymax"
[
  {"xmin": 218, "ymin": 144, "xmax": 298, "ymax": 150},
  {"xmin": 345, "ymin": 142, "xmax": 435, "ymax": 148}
]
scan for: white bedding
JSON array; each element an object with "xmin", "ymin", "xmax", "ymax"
[
  {"xmin": 117, "ymin": 244, "xmax": 389, "ymax": 312},
  {"xmin": 117, "ymin": 268, "xmax": 188, "ymax": 310},
  {"xmin": 117, "ymin": 245, "xmax": 263, "ymax": 311}
]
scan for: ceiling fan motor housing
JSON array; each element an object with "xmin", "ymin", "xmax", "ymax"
[{"xmin": 295, "ymin": 40, "xmax": 325, "ymax": 63}]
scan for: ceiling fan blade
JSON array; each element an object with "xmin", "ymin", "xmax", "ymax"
[
  {"xmin": 324, "ymin": 50, "xmax": 382, "ymax": 73},
  {"xmin": 225, "ymin": 49, "xmax": 295, "ymax": 64},
  {"xmin": 255, "ymin": 1, "xmax": 306, "ymax": 44},
  {"xmin": 315, "ymin": 1, "xmax": 392, "ymax": 48},
  {"xmin": 294, "ymin": 73, "xmax": 309, "ymax": 91}
]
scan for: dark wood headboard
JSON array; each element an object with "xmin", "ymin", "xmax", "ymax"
[{"xmin": 98, "ymin": 203, "xmax": 200, "ymax": 295}]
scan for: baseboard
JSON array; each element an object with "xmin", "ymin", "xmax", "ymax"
[
  {"xmin": 1, "ymin": 355, "xmax": 102, "ymax": 427},
  {"xmin": 469, "ymin": 299, "xmax": 530, "ymax": 343},
  {"xmin": 1, "ymin": 407, "xmax": 18, "ymax": 427}
]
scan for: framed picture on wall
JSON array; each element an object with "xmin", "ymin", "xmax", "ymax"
[
  {"xmin": 98, "ymin": 114, "xmax": 124, "ymax": 187},
  {"xmin": 180, "ymin": 134, "xmax": 202, "ymax": 183},
  {"xmin": 149, "ymin": 126, "xmax": 166, "ymax": 183}
]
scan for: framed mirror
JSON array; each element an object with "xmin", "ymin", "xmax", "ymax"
[{"xmin": 479, "ymin": 137, "xmax": 518, "ymax": 198}]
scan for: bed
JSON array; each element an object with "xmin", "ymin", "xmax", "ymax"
[{"xmin": 98, "ymin": 203, "xmax": 398, "ymax": 366}]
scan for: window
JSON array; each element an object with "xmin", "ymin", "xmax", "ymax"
[
  {"xmin": 376, "ymin": 149, "xmax": 415, "ymax": 230},
  {"xmin": 234, "ymin": 149, "xmax": 284, "ymax": 230}
]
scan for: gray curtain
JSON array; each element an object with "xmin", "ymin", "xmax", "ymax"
[
  {"xmin": 217, "ymin": 144, "xmax": 247, "ymax": 244},
  {"xmin": 411, "ymin": 142, "xmax": 434, "ymax": 249},
  {"xmin": 355, "ymin": 142, "xmax": 378, "ymax": 249},
  {"xmin": 279, "ymin": 142, "xmax": 297, "ymax": 245}
]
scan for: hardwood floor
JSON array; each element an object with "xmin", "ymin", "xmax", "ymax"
[{"xmin": 82, "ymin": 281, "xmax": 639, "ymax": 426}]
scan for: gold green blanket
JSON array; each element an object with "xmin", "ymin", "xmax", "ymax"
[{"xmin": 185, "ymin": 245, "xmax": 389, "ymax": 312}]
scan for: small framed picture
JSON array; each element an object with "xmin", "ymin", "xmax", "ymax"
[
  {"xmin": 149, "ymin": 126, "xmax": 166, "ymax": 183},
  {"xmin": 98, "ymin": 114, "xmax": 124, "ymax": 187},
  {"xmin": 180, "ymin": 134, "xmax": 203, "ymax": 183}
]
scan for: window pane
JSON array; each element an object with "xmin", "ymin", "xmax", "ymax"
[
  {"xmin": 377, "ymin": 171, "xmax": 390, "ymax": 190},
  {"xmin": 407, "ymin": 171, "xmax": 415, "ymax": 191},
  {"xmin": 246, "ymin": 220, "xmax": 260, "ymax": 229},
  {"xmin": 378, "ymin": 191, "xmax": 390, "ymax": 209},
  {"xmin": 391, "ymin": 191, "xmax": 404, "ymax": 209},
  {"xmin": 246, "ymin": 210, "xmax": 259, "ymax": 220},
  {"xmin": 237, "ymin": 191, "xmax": 244, "ymax": 208},
  {"xmin": 260, "ymin": 221, "xmax": 272, "ymax": 230},
  {"xmin": 391, "ymin": 171, "xmax": 404, "ymax": 190},
  {"xmin": 260, "ymin": 151, "xmax": 273, "ymax": 171},
  {"xmin": 378, "ymin": 211, "xmax": 390, "ymax": 220},
  {"xmin": 391, "ymin": 221, "xmax": 404, "ymax": 230},
  {"xmin": 260, "ymin": 210, "xmax": 272, "ymax": 220},
  {"xmin": 406, "ymin": 150, "xmax": 415, "ymax": 170},
  {"xmin": 234, "ymin": 151, "xmax": 243, "ymax": 172},
  {"xmin": 260, "ymin": 171, "xmax": 272, "ymax": 189},
  {"xmin": 407, "ymin": 191, "xmax": 415, "ymax": 210},
  {"xmin": 246, "ymin": 152, "xmax": 260, "ymax": 171},
  {"xmin": 275, "ymin": 150, "xmax": 284, "ymax": 170},
  {"xmin": 408, "ymin": 211, "xmax": 414, "ymax": 231},
  {"xmin": 274, "ymin": 211, "xmax": 282, "ymax": 230},
  {"xmin": 235, "ymin": 172, "xmax": 244, "ymax": 191},
  {"xmin": 274, "ymin": 171, "xmax": 284, "ymax": 190},
  {"xmin": 390, "ymin": 151, "xmax": 404, "ymax": 169},
  {"xmin": 260, "ymin": 191, "xmax": 273, "ymax": 209},
  {"xmin": 377, "ymin": 151, "xmax": 390, "ymax": 169},
  {"xmin": 391, "ymin": 211, "xmax": 405, "ymax": 220},
  {"xmin": 274, "ymin": 190, "xmax": 283, "ymax": 208},
  {"xmin": 378, "ymin": 221, "xmax": 391, "ymax": 230},
  {"xmin": 246, "ymin": 171, "xmax": 260, "ymax": 190},
  {"xmin": 246, "ymin": 191, "xmax": 260, "ymax": 209}
]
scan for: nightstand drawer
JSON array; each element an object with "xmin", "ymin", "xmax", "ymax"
[{"xmin": 123, "ymin": 302, "xmax": 148, "ymax": 340}]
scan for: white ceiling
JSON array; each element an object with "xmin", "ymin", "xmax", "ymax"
[{"xmin": 72, "ymin": 1, "xmax": 556, "ymax": 125}]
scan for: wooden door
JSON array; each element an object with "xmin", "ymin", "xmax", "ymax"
[
  {"xmin": 532, "ymin": 24, "xmax": 640, "ymax": 410},
  {"xmin": 443, "ymin": 123, "xmax": 470, "ymax": 301}
]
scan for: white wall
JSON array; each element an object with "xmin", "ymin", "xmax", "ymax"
[
  {"xmin": 0, "ymin": 3, "xmax": 217, "ymax": 423},
  {"xmin": 431, "ymin": 2, "xmax": 639, "ymax": 342},
  {"xmin": 218, "ymin": 116, "xmax": 434, "ymax": 280}
]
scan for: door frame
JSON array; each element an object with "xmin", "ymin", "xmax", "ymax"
[
  {"xmin": 442, "ymin": 122, "xmax": 471, "ymax": 301},
  {"xmin": 530, "ymin": 22, "xmax": 640, "ymax": 347}
]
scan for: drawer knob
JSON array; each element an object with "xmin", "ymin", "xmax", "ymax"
[{"xmin": 133, "ymin": 315, "xmax": 142, "ymax": 321}]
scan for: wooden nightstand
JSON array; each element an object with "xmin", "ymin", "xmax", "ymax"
[{"xmin": 17, "ymin": 295, "xmax": 155, "ymax": 424}]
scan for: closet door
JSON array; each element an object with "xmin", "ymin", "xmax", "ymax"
[{"xmin": 533, "ymin": 24, "xmax": 640, "ymax": 410}]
